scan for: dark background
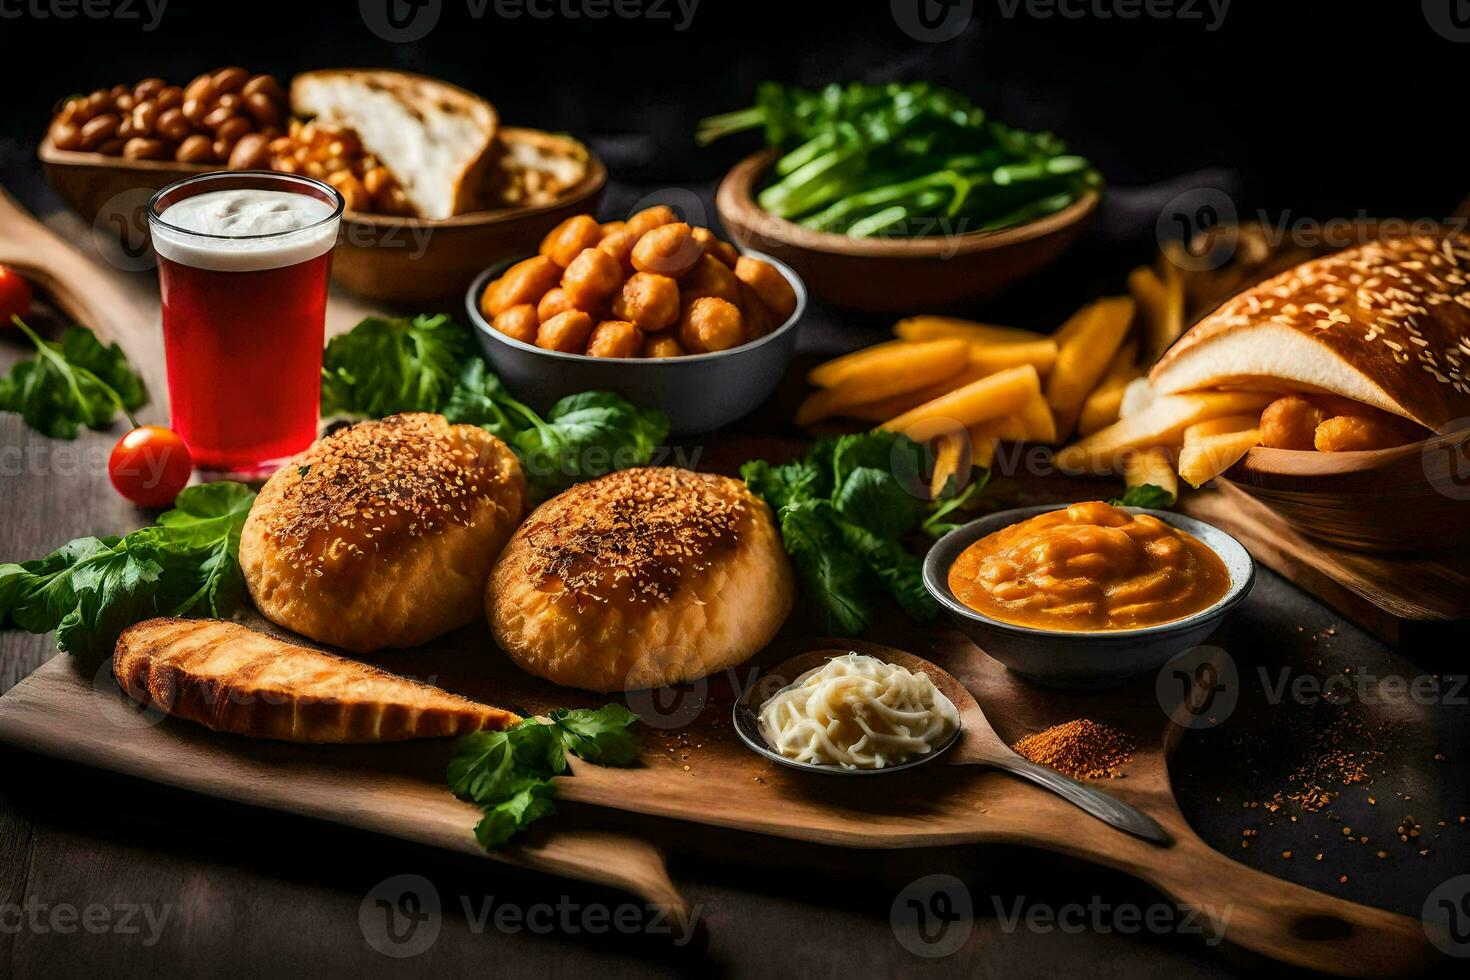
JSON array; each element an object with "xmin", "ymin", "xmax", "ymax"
[{"xmin": 4, "ymin": 0, "xmax": 1467, "ymax": 245}]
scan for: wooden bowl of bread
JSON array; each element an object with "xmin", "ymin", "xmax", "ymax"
[
  {"xmin": 40, "ymin": 67, "xmax": 605, "ymax": 304},
  {"xmin": 715, "ymin": 149, "xmax": 1099, "ymax": 313},
  {"xmin": 1149, "ymin": 233, "xmax": 1470, "ymax": 553}
]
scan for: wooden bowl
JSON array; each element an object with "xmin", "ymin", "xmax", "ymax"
[
  {"xmin": 715, "ymin": 148, "xmax": 1099, "ymax": 313},
  {"xmin": 39, "ymin": 127, "xmax": 606, "ymax": 304},
  {"xmin": 1221, "ymin": 428, "xmax": 1470, "ymax": 553}
]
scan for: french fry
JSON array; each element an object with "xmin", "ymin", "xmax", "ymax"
[
  {"xmin": 1077, "ymin": 341, "xmax": 1143, "ymax": 437},
  {"xmin": 968, "ymin": 338, "xmax": 1059, "ymax": 376},
  {"xmin": 1178, "ymin": 424, "xmax": 1261, "ymax": 488},
  {"xmin": 796, "ymin": 341, "xmax": 969, "ymax": 425},
  {"xmin": 880, "ymin": 365, "xmax": 1040, "ymax": 435},
  {"xmin": 1045, "ymin": 296, "xmax": 1136, "ymax": 438},
  {"xmin": 1123, "ymin": 448, "xmax": 1178, "ymax": 505},
  {"xmin": 895, "ymin": 316, "xmax": 1046, "ymax": 346},
  {"xmin": 1016, "ymin": 386, "xmax": 1058, "ymax": 443},
  {"xmin": 806, "ymin": 337, "xmax": 967, "ymax": 389},
  {"xmin": 1184, "ymin": 414, "xmax": 1262, "ymax": 441},
  {"xmin": 1053, "ymin": 391, "xmax": 1275, "ymax": 475},
  {"xmin": 929, "ymin": 432, "xmax": 966, "ymax": 498},
  {"xmin": 1154, "ymin": 257, "xmax": 1185, "ymax": 362},
  {"xmin": 842, "ymin": 364, "xmax": 993, "ymax": 422}
]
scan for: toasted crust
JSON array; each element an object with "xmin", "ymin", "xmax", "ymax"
[
  {"xmin": 115, "ymin": 618, "xmax": 519, "ymax": 742},
  {"xmin": 488, "ymin": 468, "xmax": 795, "ymax": 693},
  {"xmin": 241, "ymin": 414, "xmax": 526, "ymax": 652},
  {"xmin": 1150, "ymin": 235, "xmax": 1470, "ymax": 431}
]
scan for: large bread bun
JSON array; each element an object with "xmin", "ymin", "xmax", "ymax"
[{"xmin": 1150, "ymin": 234, "xmax": 1470, "ymax": 432}]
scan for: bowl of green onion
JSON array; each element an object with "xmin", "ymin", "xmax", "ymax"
[{"xmin": 703, "ymin": 81, "xmax": 1101, "ymax": 313}]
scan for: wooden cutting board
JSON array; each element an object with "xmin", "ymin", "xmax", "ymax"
[
  {"xmin": 0, "ymin": 608, "xmax": 1442, "ymax": 978},
  {"xmin": 1181, "ymin": 482, "xmax": 1470, "ymax": 647}
]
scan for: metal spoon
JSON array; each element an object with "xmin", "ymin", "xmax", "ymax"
[{"xmin": 732, "ymin": 646, "xmax": 1172, "ymax": 846}]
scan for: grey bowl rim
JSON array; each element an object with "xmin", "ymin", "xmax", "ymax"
[
  {"xmin": 465, "ymin": 247, "xmax": 807, "ymax": 366},
  {"xmin": 922, "ymin": 503, "xmax": 1256, "ymax": 641}
]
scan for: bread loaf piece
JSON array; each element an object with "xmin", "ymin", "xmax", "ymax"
[
  {"xmin": 1150, "ymin": 235, "xmax": 1470, "ymax": 432},
  {"xmin": 115, "ymin": 618, "xmax": 519, "ymax": 742}
]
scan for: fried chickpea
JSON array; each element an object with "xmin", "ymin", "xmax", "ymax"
[
  {"xmin": 642, "ymin": 331, "xmax": 686, "ymax": 358},
  {"xmin": 597, "ymin": 228, "xmax": 639, "ymax": 274},
  {"xmin": 483, "ymin": 255, "xmax": 562, "ymax": 317},
  {"xmin": 493, "ymin": 304, "xmax": 539, "ymax": 345},
  {"xmin": 623, "ymin": 205, "xmax": 676, "ymax": 240},
  {"xmin": 537, "ymin": 287, "xmax": 577, "ymax": 322},
  {"xmin": 679, "ymin": 296, "xmax": 745, "ymax": 353},
  {"xmin": 631, "ymin": 222, "xmax": 702, "ymax": 279},
  {"xmin": 1259, "ymin": 396, "xmax": 1325, "ymax": 451},
  {"xmin": 734, "ymin": 256, "xmax": 797, "ymax": 324},
  {"xmin": 680, "ymin": 254, "xmax": 741, "ymax": 304},
  {"xmin": 1314, "ymin": 412, "xmax": 1422, "ymax": 452},
  {"xmin": 561, "ymin": 247, "xmax": 623, "ymax": 310},
  {"xmin": 737, "ymin": 282, "xmax": 774, "ymax": 341},
  {"xmin": 586, "ymin": 320, "xmax": 642, "ymax": 358},
  {"xmin": 536, "ymin": 310, "xmax": 594, "ymax": 353},
  {"xmin": 692, "ymin": 227, "xmax": 739, "ymax": 267},
  {"xmin": 600, "ymin": 220, "xmax": 626, "ymax": 238},
  {"xmin": 539, "ymin": 214, "xmax": 603, "ymax": 268},
  {"xmin": 612, "ymin": 272, "xmax": 681, "ymax": 332}
]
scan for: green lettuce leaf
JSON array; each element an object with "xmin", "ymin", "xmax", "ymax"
[{"xmin": 0, "ymin": 320, "xmax": 146, "ymax": 439}]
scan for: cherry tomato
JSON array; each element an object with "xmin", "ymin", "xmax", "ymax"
[
  {"xmin": 0, "ymin": 264, "xmax": 33, "ymax": 326},
  {"xmin": 109, "ymin": 426, "xmax": 192, "ymax": 508}
]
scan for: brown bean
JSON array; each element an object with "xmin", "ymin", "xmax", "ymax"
[
  {"xmin": 156, "ymin": 107, "xmax": 192, "ymax": 141},
  {"xmin": 183, "ymin": 74, "xmax": 216, "ymax": 103},
  {"xmin": 539, "ymin": 214, "xmax": 602, "ymax": 268},
  {"xmin": 561, "ymin": 247, "xmax": 623, "ymax": 310},
  {"xmin": 57, "ymin": 97, "xmax": 89, "ymax": 124},
  {"xmin": 734, "ymin": 256, "xmax": 797, "ymax": 324},
  {"xmin": 586, "ymin": 320, "xmax": 642, "ymax": 358},
  {"xmin": 133, "ymin": 78, "xmax": 166, "ymax": 100},
  {"xmin": 680, "ymin": 254, "xmax": 741, "ymax": 304},
  {"xmin": 84, "ymin": 90, "xmax": 111, "ymax": 115},
  {"xmin": 632, "ymin": 222, "xmax": 702, "ymax": 278},
  {"xmin": 123, "ymin": 138, "xmax": 167, "ymax": 161},
  {"xmin": 212, "ymin": 67, "xmax": 250, "ymax": 94},
  {"xmin": 228, "ymin": 133, "xmax": 270, "ymax": 169},
  {"xmin": 216, "ymin": 92, "xmax": 243, "ymax": 112},
  {"xmin": 117, "ymin": 116, "xmax": 141, "ymax": 140},
  {"xmin": 131, "ymin": 99, "xmax": 159, "ymax": 134},
  {"xmin": 537, "ymin": 287, "xmax": 577, "ymax": 322},
  {"xmin": 535, "ymin": 310, "xmax": 594, "ymax": 353},
  {"xmin": 242, "ymin": 74, "xmax": 287, "ymax": 102},
  {"xmin": 493, "ymin": 304, "xmax": 540, "ymax": 345},
  {"xmin": 155, "ymin": 85, "xmax": 184, "ymax": 111},
  {"xmin": 215, "ymin": 115, "xmax": 252, "ymax": 146},
  {"xmin": 243, "ymin": 92, "xmax": 283, "ymax": 126},
  {"xmin": 202, "ymin": 105, "xmax": 239, "ymax": 131},
  {"xmin": 109, "ymin": 84, "xmax": 129, "ymax": 99},
  {"xmin": 641, "ymin": 331, "xmax": 686, "ymax": 358},
  {"xmin": 175, "ymin": 134, "xmax": 215, "ymax": 163},
  {"xmin": 484, "ymin": 255, "xmax": 563, "ymax": 316},
  {"xmin": 612, "ymin": 272, "xmax": 680, "ymax": 333},
  {"xmin": 94, "ymin": 138, "xmax": 125, "ymax": 156},
  {"xmin": 181, "ymin": 97, "xmax": 210, "ymax": 125},
  {"xmin": 114, "ymin": 93, "xmax": 136, "ymax": 114},
  {"xmin": 78, "ymin": 114, "xmax": 120, "ymax": 150},
  {"xmin": 50, "ymin": 122, "xmax": 83, "ymax": 151},
  {"xmin": 679, "ymin": 296, "xmax": 745, "ymax": 353}
]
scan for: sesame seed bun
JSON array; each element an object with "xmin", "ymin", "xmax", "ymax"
[
  {"xmin": 241, "ymin": 413, "xmax": 526, "ymax": 652},
  {"xmin": 1151, "ymin": 235, "xmax": 1470, "ymax": 432},
  {"xmin": 487, "ymin": 467, "xmax": 795, "ymax": 693}
]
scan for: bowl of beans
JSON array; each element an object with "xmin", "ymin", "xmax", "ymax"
[{"xmin": 466, "ymin": 208, "xmax": 806, "ymax": 435}]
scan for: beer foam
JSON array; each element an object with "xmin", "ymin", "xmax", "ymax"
[{"xmin": 151, "ymin": 189, "xmax": 339, "ymax": 272}]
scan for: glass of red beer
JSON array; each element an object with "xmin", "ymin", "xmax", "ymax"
[{"xmin": 148, "ymin": 171, "xmax": 343, "ymax": 477}]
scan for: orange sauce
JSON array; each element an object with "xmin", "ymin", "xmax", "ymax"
[{"xmin": 947, "ymin": 501, "xmax": 1230, "ymax": 631}]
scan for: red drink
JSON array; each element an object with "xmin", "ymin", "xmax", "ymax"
[{"xmin": 149, "ymin": 172, "xmax": 343, "ymax": 476}]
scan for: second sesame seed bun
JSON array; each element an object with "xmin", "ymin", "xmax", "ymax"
[{"xmin": 487, "ymin": 467, "xmax": 795, "ymax": 693}]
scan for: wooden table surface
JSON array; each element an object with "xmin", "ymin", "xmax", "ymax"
[{"xmin": 1, "ymin": 208, "xmax": 1466, "ymax": 979}]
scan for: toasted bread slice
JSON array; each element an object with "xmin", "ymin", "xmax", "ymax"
[
  {"xmin": 115, "ymin": 618, "xmax": 518, "ymax": 742},
  {"xmin": 291, "ymin": 69, "xmax": 498, "ymax": 219}
]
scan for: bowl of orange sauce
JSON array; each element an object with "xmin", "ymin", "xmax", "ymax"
[{"xmin": 923, "ymin": 501, "xmax": 1254, "ymax": 687}]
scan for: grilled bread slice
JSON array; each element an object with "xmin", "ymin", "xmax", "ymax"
[
  {"xmin": 115, "ymin": 618, "xmax": 519, "ymax": 742},
  {"xmin": 290, "ymin": 69, "xmax": 498, "ymax": 219}
]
